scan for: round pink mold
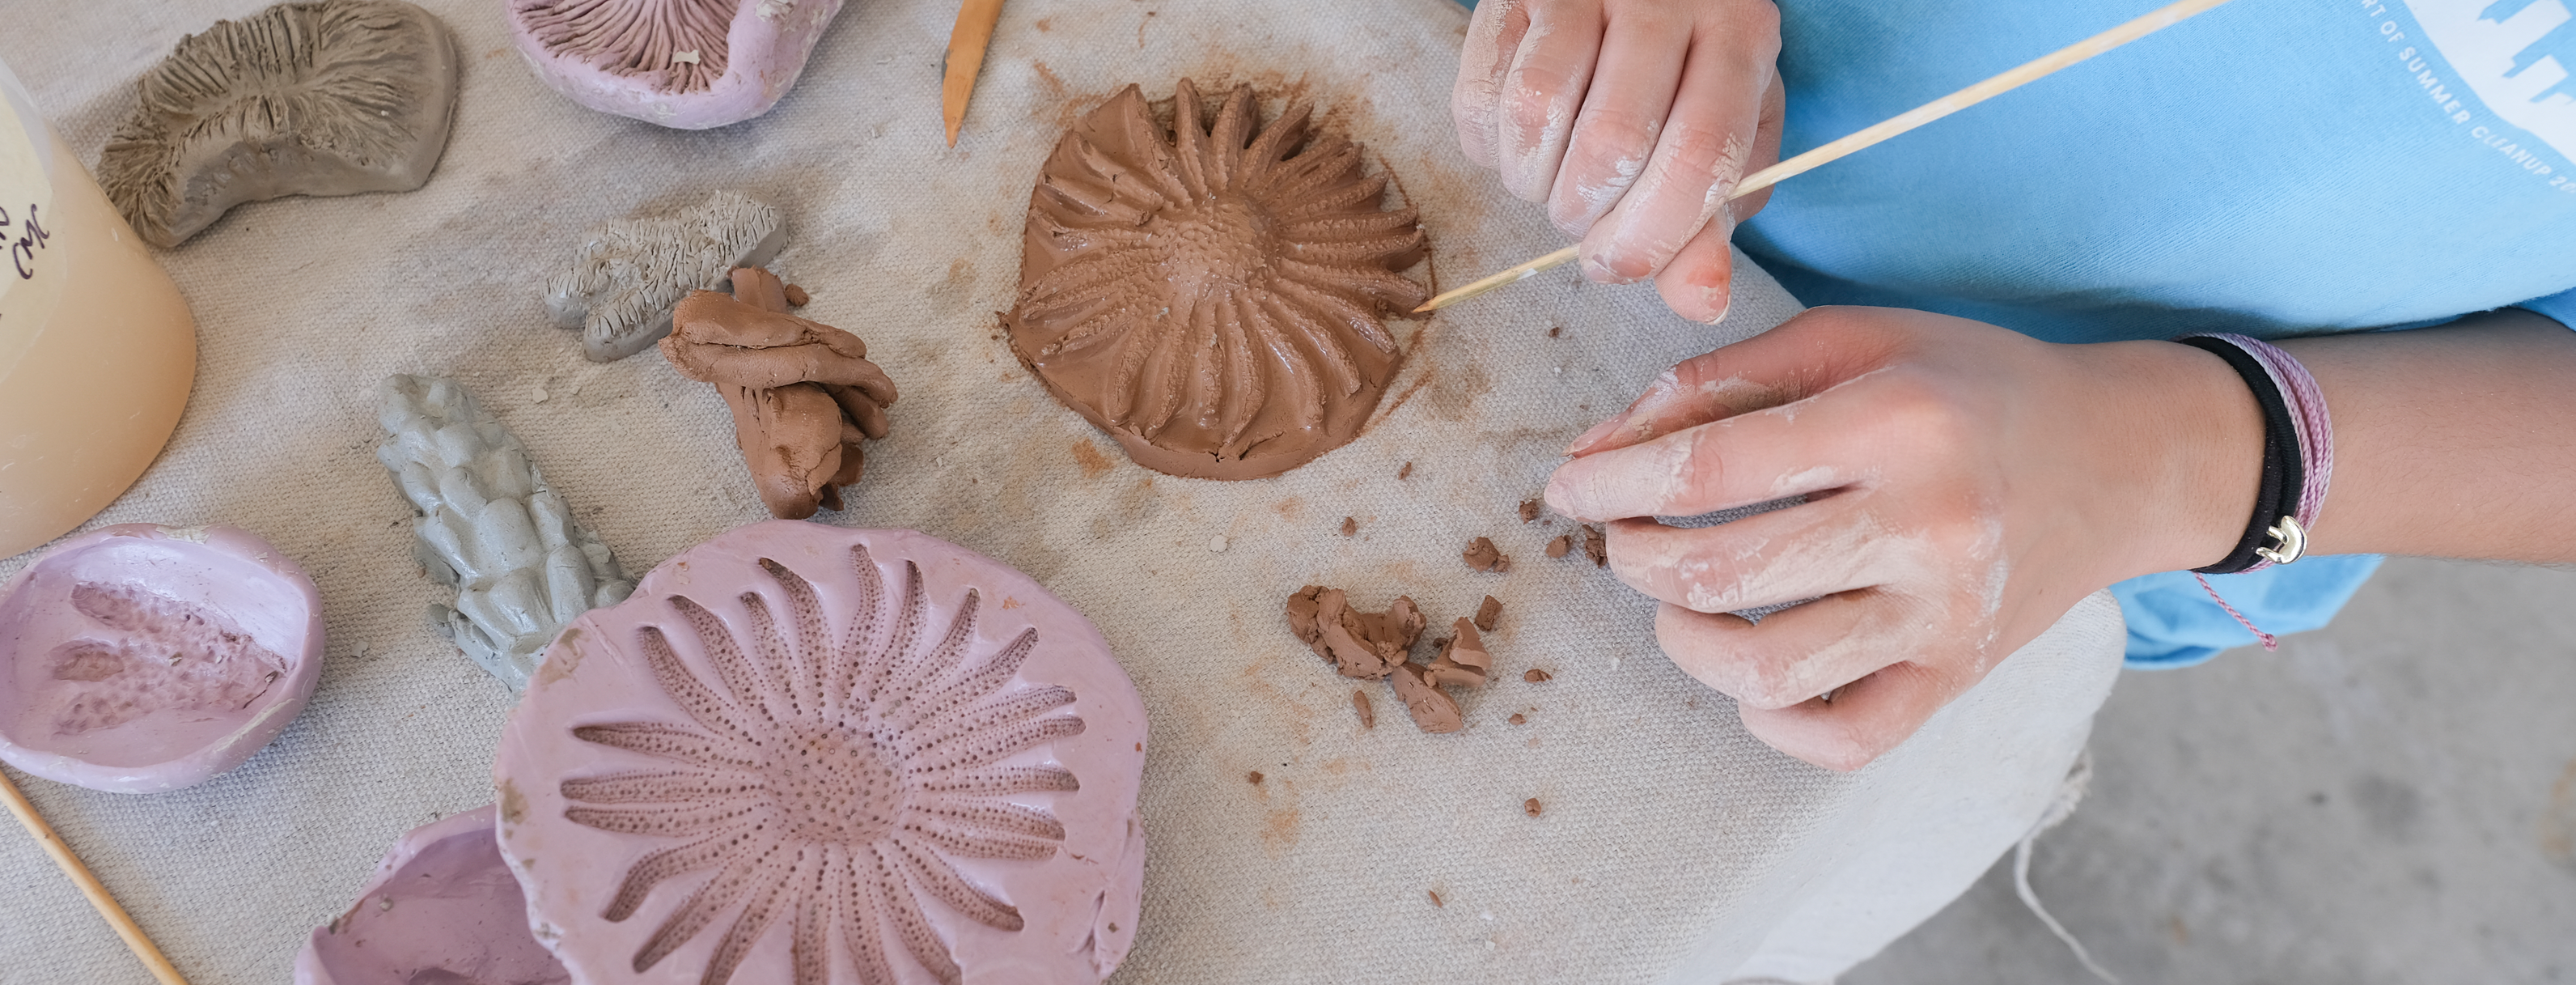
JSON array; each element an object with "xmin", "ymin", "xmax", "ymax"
[
  {"xmin": 0, "ymin": 524, "xmax": 324, "ymax": 793},
  {"xmin": 295, "ymin": 805, "xmax": 573, "ymax": 985},
  {"xmin": 506, "ymin": 0, "xmax": 850, "ymax": 129},
  {"xmin": 494, "ymin": 521, "xmax": 1146, "ymax": 985}
]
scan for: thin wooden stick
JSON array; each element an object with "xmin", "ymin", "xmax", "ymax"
[
  {"xmin": 942, "ymin": 0, "xmax": 1008, "ymax": 146},
  {"xmin": 1413, "ymin": 0, "xmax": 2238, "ymax": 313},
  {"xmin": 0, "ymin": 767, "xmax": 190, "ymax": 985}
]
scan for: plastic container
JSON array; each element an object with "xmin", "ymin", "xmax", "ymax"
[{"xmin": 0, "ymin": 57, "xmax": 197, "ymax": 559}]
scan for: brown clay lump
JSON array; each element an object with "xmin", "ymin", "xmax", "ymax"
[
  {"xmin": 1006, "ymin": 79, "xmax": 1430, "ymax": 481},
  {"xmin": 1519, "ymin": 499, "xmax": 1541, "ymax": 523},
  {"xmin": 1582, "ymin": 524, "xmax": 1608, "ymax": 567},
  {"xmin": 98, "ymin": 0, "xmax": 460, "ymax": 248},
  {"xmin": 1353, "ymin": 688, "xmax": 1375, "ymax": 728},
  {"xmin": 1473, "ymin": 595, "xmax": 1502, "ymax": 631},
  {"xmin": 1464, "ymin": 537, "xmax": 1510, "ymax": 572},
  {"xmin": 1340, "ymin": 516, "xmax": 1359, "ymax": 537},
  {"xmin": 1423, "ymin": 618, "xmax": 1490, "ymax": 690},
  {"xmin": 1286, "ymin": 585, "xmax": 1421, "ymax": 679},
  {"xmin": 1389, "ymin": 663, "xmax": 1464, "ymax": 733},
  {"xmin": 661, "ymin": 267, "xmax": 895, "ymax": 520},
  {"xmin": 1546, "ymin": 534, "xmax": 1573, "ymax": 558}
]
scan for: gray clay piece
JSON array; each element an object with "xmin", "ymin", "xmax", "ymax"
[
  {"xmin": 545, "ymin": 190, "xmax": 786, "ymax": 362},
  {"xmin": 377, "ymin": 374, "xmax": 633, "ymax": 691},
  {"xmin": 96, "ymin": 0, "xmax": 460, "ymax": 248}
]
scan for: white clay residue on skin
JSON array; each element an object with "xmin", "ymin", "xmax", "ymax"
[{"xmin": 1498, "ymin": 19, "xmax": 1575, "ymax": 201}]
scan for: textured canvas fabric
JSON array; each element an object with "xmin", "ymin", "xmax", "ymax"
[{"xmin": 0, "ymin": 1, "xmax": 2121, "ymax": 982}]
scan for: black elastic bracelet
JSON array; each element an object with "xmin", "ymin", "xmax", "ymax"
[{"xmin": 2176, "ymin": 336, "xmax": 2303, "ymax": 575}]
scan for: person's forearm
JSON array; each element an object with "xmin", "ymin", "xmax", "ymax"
[{"xmin": 2273, "ymin": 308, "xmax": 2576, "ymax": 562}]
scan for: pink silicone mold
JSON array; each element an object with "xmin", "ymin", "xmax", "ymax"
[
  {"xmin": 506, "ymin": 0, "xmax": 849, "ymax": 129},
  {"xmin": 0, "ymin": 524, "xmax": 324, "ymax": 793},
  {"xmin": 494, "ymin": 521, "xmax": 1146, "ymax": 985},
  {"xmin": 294, "ymin": 805, "xmax": 573, "ymax": 985}
]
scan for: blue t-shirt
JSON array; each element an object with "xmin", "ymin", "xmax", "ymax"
[{"xmin": 1728, "ymin": 0, "xmax": 2576, "ymax": 665}]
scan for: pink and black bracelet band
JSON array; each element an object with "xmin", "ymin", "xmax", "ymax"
[{"xmin": 2175, "ymin": 333, "xmax": 2336, "ymax": 575}]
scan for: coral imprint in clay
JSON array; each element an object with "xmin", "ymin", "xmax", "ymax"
[
  {"xmin": 664, "ymin": 267, "xmax": 896, "ymax": 520},
  {"xmin": 494, "ymin": 522, "xmax": 1146, "ymax": 985},
  {"xmin": 1008, "ymin": 79, "xmax": 1430, "ymax": 480},
  {"xmin": 379, "ymin": 375, "xmax": 635, "ymax": 692},
  {"xmin": 0, "ymin": 524, "xmax": 323, "ymax": 793},
  {"xmin": 294, "ymin": 805, "xmax": 571, "ymax": 985},
  {"xmin": 509, "ymin": 0, "xmax": 849, "ymax": 129},
  {"xmin": 548, "ymin": 190, "xmax": 786, "ymax": 361},
  {"xmin": 98, "ymin": 0, "xmax": 460, "ymax": 248}
]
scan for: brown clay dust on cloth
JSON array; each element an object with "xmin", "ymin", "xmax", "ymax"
[
  {"xmin": 663, "ymin": 268, "xmax": 896, "ymax": 519},
  {"xmin": 1006, "ymin": 79, "xmax": 1429, "ymax": 480}
]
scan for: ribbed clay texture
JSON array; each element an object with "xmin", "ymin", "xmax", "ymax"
[
  {"xmin": 1007, "ymin": 79, "xmax": 1430, "ymax": 480},
  {"xmin": 507, "ymin": 0, "xmax": 849, "ymax": 129},
  {"xmin": 545, "ymin": 190, "xmax": 787, "ymax": 362}
]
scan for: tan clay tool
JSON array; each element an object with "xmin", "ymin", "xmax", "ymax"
[
  {"xmin": 0, "ymin": 767, "xmax": 191, "ymax": 984},
  {"xmin": 1415, "ymin": 0, "xmax": 2239, "ymax": 313},
  {"xmin": 943, "ymin": 0, "xmax": 1006, "ymax": 146}
]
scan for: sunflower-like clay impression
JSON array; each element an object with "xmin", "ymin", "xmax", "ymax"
[
  {"xmin": 1009, "ymin": 80, "xmax": 1430, "ymax": 480},
  {"xmin": 496, "ymin": 523, "xmax": 1146, "ymax": 985}
]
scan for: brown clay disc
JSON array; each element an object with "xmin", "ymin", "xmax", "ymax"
[{"xmin": 1006, "ymin": 79, "xmax": 1429, "ymax": 480}]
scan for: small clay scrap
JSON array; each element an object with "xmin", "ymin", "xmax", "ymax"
[
  {"xmin": 1525, "ymin": 797, "xmax": 1544, "ymax": 817},
  {"xmin": 1399, "ymin": 462, "xmax": 1414, "ymax": 480},
  {"xmin": 293, "ymin": 806, "xmax": 569, "ymax": 985},
  {"xmin": 782, "ymin": 282, "xmax": 811, "ymax": 307},
  {"xmin": 1547, "ymin": 534, "xmax": 1573, "ymax": 558},
  {"xmin": 1286, "ymin": 585, "xmax": 1422, "ymax": 679},
  {"xmin": 1473, "ymin": 595, "xmax": 1503, "ymax": 631},
  {"xmin": 1288, "ymin": 584, "xmax": 1500, "ymax": 734},
  {"xmin": 1582, "ymin": 524, "xmax": 1608, "ymax": 567},
  {"xmin": 1464, "ymin": 537, "xmax": 1510, "ymax": 572},
  {"xmin": 1248, "ymin": 771, "xmax": 1265, "ymax": 785},
  {"xmin": 662, "ymin": 267, "xmax": 897, "ymax": 519},
  {"xmin": 379, "ymin": 376, "xmax": 633, "ymax": 691},
  {"xmin": 1341, "ymin": 516, "xmax": 1358, "ymax": 537},
  {"xmin": 1519, "ymin": 499, "xmax": 1540, "ymax": 523},
  {"xmin": 546, "ymin": 190, "xmax": 786, "ymax": 361},
  {"xmin": 1525, "ymin": 668, "xmax": 1553, "ymax": 683},
  {"xmin": 507, "ymin": 0, "xmax": 849, "ymax": 129},
  {"xmin": 1007, "ymin": 80, "xmax": 1430, "ymax": 480},
  {"xmin": 98, "ymin": 0, "xmax": 461, "ymax": 248}
]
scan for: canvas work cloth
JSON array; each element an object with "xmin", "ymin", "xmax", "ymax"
[{"xmin": 0, "ymin": 1, "xmax": 2124, "ymax": 982}]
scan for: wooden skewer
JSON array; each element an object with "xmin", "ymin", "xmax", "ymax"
[
  {"xmin": 0, "ymin": 767, "xmax": 190, "ymax": 985},
  {"xmin": 942, "ymin": 0, "xmax": 1008, "ymax": 146},
  {"xmin": 1413, "ymin": 0, "xmax": 2239, "ymax": 313}
]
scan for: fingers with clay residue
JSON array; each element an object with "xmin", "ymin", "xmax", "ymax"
[
  {"xmin": 1453, "ymin": 0, "xmax": 1532, "ymax": 168},
  {"xmin": 1495, "ymin": 4, "xmax": 1604, "ymax": 202},
  {"xmin": 1543, "ymin": 8, "xmax": 1687, "ymax": 235},
  {"xmin": 1654, "ymin": 206, "xmax": 1737, "ymax": 323},
  {"xmin": 1604, "ymin": 503, "xmax": 1901, "ymax": 614},
  {"xmin": 1654, "ymin": 595, "xmax": 1904, "ymax": 711},
  {"xmin": 1737, "ymin": 660, "xmax": 1961, "ymax": 771},
  {"xmin": 1577, "ymin": 36, "xmax": 1773, "ymax": 283},
  {"xmin": 1546, "ymin": 403, "xmax": 1852, "ymax": 520}
]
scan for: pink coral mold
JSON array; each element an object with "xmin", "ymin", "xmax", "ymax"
[
  {"xmin": 506, "ymin": 0, "xmax": 849, "ymax": 129},
  {"xmin": 494, "ymin": 521, "xmax": 1146, "ymax": 985},
  {"xmin": 294, "ymin": 805, "xmax": 573, "ymax": 985},
  {"xmin": 0, "ymin": 524, "xmax": 324, "ymax": 793}
]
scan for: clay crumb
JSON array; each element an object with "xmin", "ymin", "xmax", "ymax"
[
  {"xmin": 1388, "ymin": 663, "xmax": 1464, "ymax": 733},
  {"xmin": 782, "ymin": 282, "xmax": 810, "ymax": 306},
  {"xmin": 1548, "ymin": 325, "xmax": 1562, "ymax": 338},
  {"xmin": 1353, "ymin": 688, "xmax": 1375, "ymax": 728},
  {"xmin": 1508, "ymin": 712, "xmax": 1526, "ymax": 725},
  {"xmin": 1473, "ymin": 595, "xmax": 1502, "ymax": 631},
  {"xmin": 1248, "ymin": 771, "xmax": 1265, "ymax": 785},
  {"xmin": 1581, "ymin": 524, "xmax": 1608, "ymax": 567},
  {"xmin": 1397, "ymin": 461, "xmax": 1413, "ymax": 480},
  {"xmin": 1524, "ymin": 797, "xmax": 1544, "ymax": 817},
  {"xmin": 1518, "ymin": 499, "xmax": 1540, "ymax": 523},
  {"xmin": 1425, "ymin": 618, "xmax": 1491, "ymax": 690},
  {"xmin": 1524, "ymin": 668, "xmax": 1553, "ymax": 683},
  {"xmin": 1545, "ymin": 534, "xmax": 1572, "ymax": 558},
  {"xmin": 1286, "ymin": 585, "xmax": 1423, "ymax": 679},
  {"xmin": 1463, "ymin": 537, "xmax": 1509, "ymax": 573},
  {"xmin": 1340, "ymin": 516, "xmax": 1358, "ymax": 537},
  {"xmin": 1428, "ymin": 889, "xmax": 1444, "ymax": 907}
]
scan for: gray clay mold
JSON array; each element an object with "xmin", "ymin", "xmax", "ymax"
[
  {"xmin": 545, "ymin": 190, "xmax": 786, "ymax": 362},
  {"xmin": 97, "ymin": 0, "xmax": 460, "ymax": 248},
  {"xmin": 377, "ymin": 374, "xmax": 633, "ymax": 691}
]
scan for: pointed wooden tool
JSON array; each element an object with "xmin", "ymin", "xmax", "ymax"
[
  {"xmin": 943, "ymin": 0, "xmax": 1007, "ymax": 146},
  {"xmin": 1414, "ymin": 0, "xmax": 2239, "ymax": 314},
  {"xmin": 1, "ymin": 766, "xmax": 190, "ymax": 985}
]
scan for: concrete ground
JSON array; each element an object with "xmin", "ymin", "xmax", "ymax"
[{"xmin": 1843, "ymin": 557, "xmax": 2576, "ymax": 985}]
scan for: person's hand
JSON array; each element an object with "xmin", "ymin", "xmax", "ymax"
[
  {"xmin": 1543, "ymin": 307, "xmax": 2265, "ymax": 769},
  {"xmin": 1451, "ymin": 0, "xmax": 1786, "ymax": 323}
]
